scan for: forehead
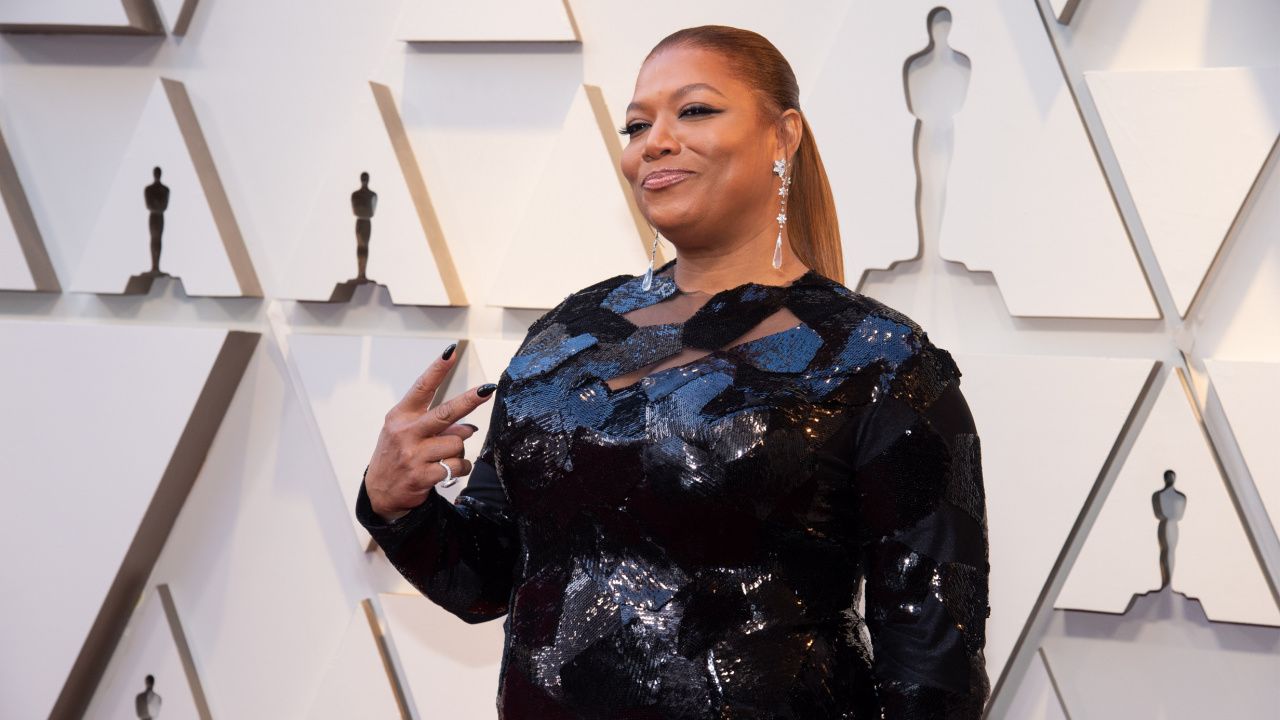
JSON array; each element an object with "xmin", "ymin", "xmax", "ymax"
[{"xmin": 629, "ymin": 45, "xmax": 752, "ymax": 104}]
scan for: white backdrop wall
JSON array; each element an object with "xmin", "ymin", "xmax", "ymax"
[{"xmin": 2, "ymin": 1, "xmax": 1279, "ymax": 718}]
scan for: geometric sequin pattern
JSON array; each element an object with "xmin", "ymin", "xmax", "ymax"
[{"xmin": 356, "ymin": 258, "xmax": 991, "ymax": 718}]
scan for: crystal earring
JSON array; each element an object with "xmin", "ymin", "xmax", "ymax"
[
  {"xmin": 772, "ymin": 158, "xmax": 792, "ymax": 270},
  {"xmin": 641, "ymin": 228, "xmax": 661, "ymax": 291}
]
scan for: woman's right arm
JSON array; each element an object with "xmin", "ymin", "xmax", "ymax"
[
  {"xmin": 356, "ymin": 449, "xmax": 518, "ymax": 625},
  {"xmin": 356, "ymin": 346, "xmax": 520, "ymax": 624}
]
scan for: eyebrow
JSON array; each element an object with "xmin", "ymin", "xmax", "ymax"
[{"xmin": 625, "ymin": 82, "xmax": 727, "ymax": 115}]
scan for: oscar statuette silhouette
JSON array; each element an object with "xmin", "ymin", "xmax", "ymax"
[
  {"xmin": 124, "ymin": 167, "xmax": 174, "ymax": 294},
  {"xmin": 134, "ymin": 674, "xmax": 162, "ymax": 719},
  {"xmin": 327, "ymin": 171, "xmax": 381, "ymax": 301}
]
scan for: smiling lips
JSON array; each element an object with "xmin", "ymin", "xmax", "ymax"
[{"xmin": 642, "ymin": 169, "xmax": 694, "ymax": 190}]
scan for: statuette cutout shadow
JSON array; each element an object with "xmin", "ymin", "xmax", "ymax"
[
  {"xmin": 933, "ymin": 1, "xmax": 1158, "ymax": 317},
  {"xmin": 125, "ymin": 167, "xmax": 174, "ymax": 293},
  {"xmin": 289, "ymin": 82, "xmax": 464, "ymax": 306},
  {"xmin": 877, "ymin": 8, "xmax": 976, "ymax": 282},
  {"xmin": 72, "ymin": 78, "xmax": 261, "ymax": 298},
  {"xmin": 1038, "ymin": 467, "xmax": 1280, "ymax": 718},
  {"xmin": 83, "ymin": 583, "xmax": 212, "ymax": 719},
  {"xmin": 135, "ymin": 674, "xmax": 161, "ymax": 719},
  {"xmin": 1153, "ymin": 470, "xmax": 1186, "ymax": 590},
  {"xmin": 1056, "ymin": 370, "xmax": 1279, "ymax": 626},
  {"xmin": 327, "ymin": 171, "xmax": 381, "ymax": 302}
]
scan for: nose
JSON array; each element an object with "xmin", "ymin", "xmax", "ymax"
[{"xmin": 642, "ymin": 116, "xmax": 679, "ymax": 162}]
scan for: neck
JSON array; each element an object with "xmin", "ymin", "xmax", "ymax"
[{"xmin": 668, "ymin": 220, "xmax": 809, "ymax": 294}]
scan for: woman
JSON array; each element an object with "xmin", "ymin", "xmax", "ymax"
[{"xmin": 357, "ymin": 25, "xmax": 990, "ymax": 719}]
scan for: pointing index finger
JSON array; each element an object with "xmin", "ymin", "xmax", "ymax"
[{"xmin": 418, "ymin": 383, "xmax": 498, "ymax": 437}]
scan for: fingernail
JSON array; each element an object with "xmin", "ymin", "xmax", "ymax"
[
  {"xmin": 476, "ymin": 383, "xmax": 497, "ymax": 397},
  {"xmin": 441, "ymin": 343, "xmax": 457, "ymax": 361},
  {"xmin": 463, "ymin": 423, "xmax": 479, "ymax": 431}
]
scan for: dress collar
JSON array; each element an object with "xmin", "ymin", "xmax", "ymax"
[{"xmin": 599, "ymin": 257, "xmax": 827, "ymax": 351}]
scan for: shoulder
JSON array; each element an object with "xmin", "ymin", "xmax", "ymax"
[
  {"xmin": 793, "ymin": 273, "xmax": 924, "ymax": 336},
  {"xmin": 517, "ymin": 273, "xmax": 636, "ymax": 348},
  {"xmin": 794, "ymin": 275, "xmax": 962, "ymax": 410}
]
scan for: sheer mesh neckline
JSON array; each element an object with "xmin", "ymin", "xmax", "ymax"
[
  {"xmin": 609, "ymin": 257, "xmax": 819, "ymax": 314},
  {"xmin": 596, "ymin": 258, "xmax": 823, "ymax": 391}
]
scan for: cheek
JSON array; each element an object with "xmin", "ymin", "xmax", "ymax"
[
  {"xmin": 708, "ymin": 147, "xmax": 764, "ymax": 200},
  {"xmin": 620, "ymin": 143, "xmax": 641, "ymax": 183}
]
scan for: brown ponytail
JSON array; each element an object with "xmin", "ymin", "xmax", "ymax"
[{"xmin": 647, "ymin": 26, "xmax": 844, "ymax": 284}]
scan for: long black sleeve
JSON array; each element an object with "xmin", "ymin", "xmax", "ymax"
[
  {"xmin": 852, "ymin": 345, "xmax": 991, "ymax": 717},
  {"xmin": 356, "ymin": 433, "xmax": 519, "ymax": 625}
]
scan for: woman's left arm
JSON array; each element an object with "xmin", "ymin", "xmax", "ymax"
[{"xmin": 853, "ymin": 345, "xmax": 991, "ymax": 718}]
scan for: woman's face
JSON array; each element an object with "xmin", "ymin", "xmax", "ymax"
[{"xmin": 620, "ymin": 45, "xmax": 789, "ymax": 248}]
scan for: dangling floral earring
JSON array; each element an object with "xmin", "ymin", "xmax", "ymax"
[
  {"xmin": 641, "ymin": 228, "xmax": 661, "ymax": 291},
  {"xmin": 772, "ymin": 158, "xmax": 792, "ymax": 270}
]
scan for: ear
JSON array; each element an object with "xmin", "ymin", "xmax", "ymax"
[{"xmin": 774, "ymin": 108, "xmax": 804, "ymax": 163}]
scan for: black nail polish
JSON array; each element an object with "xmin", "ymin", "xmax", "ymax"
[
  {"xmin": 477, "ymin": 383, "xmax": 498, "ymax": 397},
  {"xmin": 463, "ymin": 423, "xmax": 480, "ymax": 431},
  {"xmin": 441, "ymin": 343, "xmax": 457, "ymax": 361}
]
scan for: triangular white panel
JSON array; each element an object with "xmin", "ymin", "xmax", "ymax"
[
  {"xmin": 289, "ymin": 333, "xmax": 459, "ymax": 549},
  {"xmin": 395, "ymin": 0, "xmax": 579, "ymax": 42},
  {"xmin": 1206, "ymin": 359, "xmax": 1280, "ymax": 536},
  {"xmin": 0, "ymin": 123, "xmax": 58, "ymax": 291},
  {"xmin": 1057, "ymin": 371, "xmax": 1280, "ymax": 626},
  {"xmin": 303, "ymin": 601, "xmax": 403, "ymax": 720},
  {"xmin": 286, "ymin": 82, "xmax": 461, "ymax": 307},
  {"xmin": 0, "ymin": 0, "xmax": 161, "ymax": 33},
  {"xmin": 939, "ymin": 0, "xmax": 1157, "ymax": 318},
  {"xmin": 85, "ymin": 585, "xmax": 210, "ymax": 720},
  {"xmin": 72, "ymin": 78, "xmax": 260, "ymax": 297},
  {"xmin": 1087, "ymin": 68, "xmax": 1280, "ymax": 317},
  {"xmin": 489, "ymin": 85, "xmax": 650, "ymax": 310},
  {"xmin": 380, "ymin": 593, "xmax": 505, "ymax": 719},
  {"xmin": 1003, "ymin": 650, "xmax": 1069, "ymax": 720},
  {"xmin": 0, "ymin": 321, "xmax": 229, "ymax": 719},
  {"xmin": 803, "ymin": 5, "xmax": 921, "ymax": 287},
  {"xmin": 955, "ymin": 353, "xmax": 1154, "ymax": 679}
]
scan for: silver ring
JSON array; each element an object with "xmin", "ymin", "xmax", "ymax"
[{"xmin": 436, "ymin": 459, "xmax": 458, "ymax": 488}]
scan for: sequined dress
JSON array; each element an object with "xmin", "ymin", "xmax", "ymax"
[{"xmin": 356, "ymin": 258, "xmax": 991, "ymax": 718}]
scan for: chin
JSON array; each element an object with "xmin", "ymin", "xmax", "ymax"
[
  {"xmin": 641, "ymin": 201, "xmax": 700, "ymax": 235},
  {"xmin": 648, "ymin": 214, "xmax": 698, "ymax": 240}
]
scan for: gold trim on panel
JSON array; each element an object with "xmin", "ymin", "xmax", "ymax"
[
  {"xmin": 0, "ymin": 0, "xmax": 164, "ymax": 35},
  {"xmin": 362, "ymin": 598, "xmax": 413, "ymax": 720},
  {"xmin": 169, "ymin": 0, "xmax": 200, "ymax": 36},
  {"xmin": 0, "ymin": 124, "xmax": 59, "ymax": 291},
  {"xmin": 157, "ymin": 584, "xmax": 213, "ymax": 720},
  {"xmin": 427, "ymin": 337, "xmax": 469, "ymax": 412},
  {"xmin": 584, "ymin": 84, "xmax": 664, "ymax": 265},
  {"xmin": 121, "ymin": 0, "xmax": 164, "ymax": 33},
  {"xmin": 370, "ymin": 81, "xmax": 469, "ymax": 306},
  {"xmin": 1054, "ymin": 0, "xmax": 1082, "ymax": 25},
  {"xmin": 162, "ymin": 78, "xmax": 263, "ymax": 297},
  {"xmin": 560, "ymin": 0, "xmax": 583, "ymax": 42},
  {"xmin": 49, "ymin": 331, "xmax": 260, "ymax": 719}
]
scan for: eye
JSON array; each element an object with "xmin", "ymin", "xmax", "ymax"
[
  {"xmin": 618, "ymin": 120, "xmax": 650, "ymax": 137},
  {"xmin": 679, "ymin": 104, "xmax": 720, "ymax": 118}
]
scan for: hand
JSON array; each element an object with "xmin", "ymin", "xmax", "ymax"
[{"xmin": 364, "ymin": 343, "xmax": 498, "ymax": 522}]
